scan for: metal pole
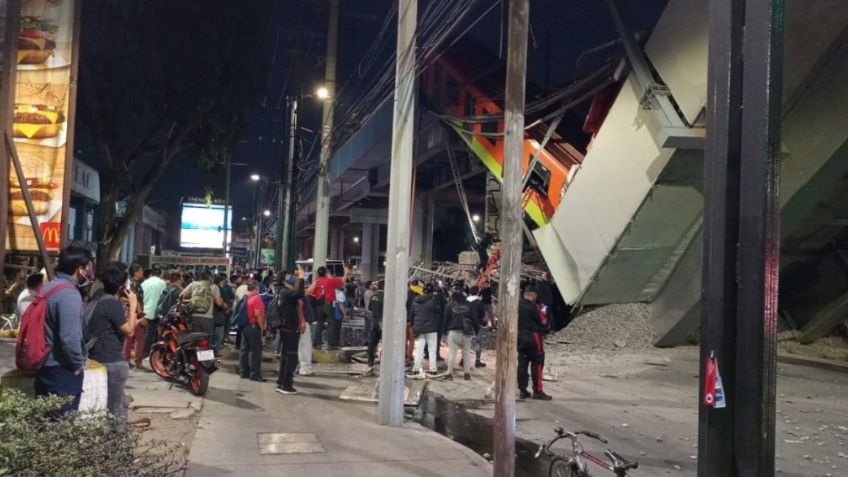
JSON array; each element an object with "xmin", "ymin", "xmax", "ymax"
[
  {"xmin": 377, "ymin": 0, "xmax": 417, "ymax": 427},
  {"xmin": 280, "ymin": 96, "xmax": 298, "ymax": 272},
  {"xmin": 698, "ymin": 0, "xmax": 743, "ymax": 473},
  {"xmin": 0, "ymin": 0, "xmax": 19, "ymax": 269},
  {"xmin": 223, "ymin": 159, "xmax": 231, "ymax": 256},
  {"xmin": 735, "ymin": 0, "xmax": 782, "ymax": 474},
  {"xmin": 312, "ymin": 0, "xmax": 339, "ymax": 270},
  {"xmin": 494, "ymin": 0, "xmax": 529, "ymax": 475},
  {"xmin": 698, "ymin": 0, "xmax": 783, "ymax": 475},
  {"xmin": 254, "ymin": 181, "xmax": 265, "ymax": 269},
  {"xmin": 6, "ymin": 134, "xmax": 53, "ymax": 279}
]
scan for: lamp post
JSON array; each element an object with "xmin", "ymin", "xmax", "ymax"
[
  {"xmin": 251, "ymin": 174, "xmax": 264, "ymax": 269},
  {"xmin": 223, "ymin": 161, "xmax": 249, "ymax": 257}
]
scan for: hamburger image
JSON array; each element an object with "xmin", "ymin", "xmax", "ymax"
[
  {"xmin": 13, "ymin": 103, "xmax": 66, "ymax": 139},
  {"xmin": 17, "ymin": 16, "xmax": 58, "ymax": 65},
  {"xmin": 13, "ymin": 83, "xmax": 66, "ymax": 140},
  {"xmin": 8, "ymin": 154, "xmax": 56, "ymax": 217}
]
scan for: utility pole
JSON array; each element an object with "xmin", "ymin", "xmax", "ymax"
[
  {"xmin": 698, "ymin": 0, "xmax": 783, "ymax": 475},
  {"xmin": 0, "ymin": 0, "xmax": 20, "ymax": 268},
  {"xmin": 494, "ymin": 0, "xmax": 529, "ymax": 475},
  {"xmin": 312, "ymin": 0, "xmax": 338, "ymax": 268},
  {"xmin": 279, "ymin": 97, "xmax": 298, "ymax": 272},
  {"xmin": 377, "ymin": 0, "xmax": 417, "ymax": 427},
  {"xmin": 253, "ymin": 180, "xmax": 265, "ymax": 269},
  {"xmin": 223, "ymin": 159, "xmax": 231, "ymax": 256}
]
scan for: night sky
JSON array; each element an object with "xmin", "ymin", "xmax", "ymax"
[{"xmin": 73, "ymin": 0, "xmax": 667, "ymax": 247}]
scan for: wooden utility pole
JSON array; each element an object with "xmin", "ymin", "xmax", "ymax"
[
  {"xmin": 377, "ymin": 0, "xmax": 417, "ymax": 427},
  {"xmin": 0, "ymin": 0, "xmax": 20, "ymax": 268},
  {"xmin": 312, "ymin": 0, "xmax": 339, "ymax": 268},
  {"xmin": 494, "ymin": 0, "xmax": 529, "ymax": 475},
  {"xmin": 699, "ymin": 0, "xmax": 783, "ymax": 475}
]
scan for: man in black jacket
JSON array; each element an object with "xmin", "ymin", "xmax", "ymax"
[
  {"xmin": 518, "ymin": 286, "xmax": 552, "ymax": 400},
  {"xmin": 274, "ymin": 271, "xmax": 306, "ymax": 395},
  {"xmin": 411, "ymin": 283, "xmax": 441, "ymax": 374}
]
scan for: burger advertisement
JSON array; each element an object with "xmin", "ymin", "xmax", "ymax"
[{"xmin": 5, "ymin": 0, "xmax": 77, "ymax": 252}]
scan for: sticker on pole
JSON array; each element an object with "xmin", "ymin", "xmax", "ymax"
[{"xmin": 704, "ymin": 351, "xmax": 726, "ymax": 409}]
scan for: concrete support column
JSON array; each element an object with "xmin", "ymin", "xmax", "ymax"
[
  {"xmin": 329, "ymin": 227, "xmax": 341, "ymax": 260},
  {"xmin": 422, "ymin": 194, "xmax": 435, "ymax": 268},
  {"xmin": 360, "ymin": 224, "xmax": 377, "ymax": 282}
]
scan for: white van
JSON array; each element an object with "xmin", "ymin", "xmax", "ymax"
[{"xmin": 295, "ymin": 259, "xmax": 346, "ymax": 282}]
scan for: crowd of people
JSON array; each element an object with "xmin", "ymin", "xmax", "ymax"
[{"xmin": 8, "ymin": 245, "xmax": 563, "ymax": 425}]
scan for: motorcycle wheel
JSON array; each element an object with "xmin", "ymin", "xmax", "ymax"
[
  {"xmin": 149, "ymin": 345, "xmax": 172, "ymax": 379},
  {"xmin": 189, "ymin": 355, "xmax": 209, "ymax": 396},
  {"xmin": 549, "ymin": 457, "xmax": 578, "ymax": 477}
]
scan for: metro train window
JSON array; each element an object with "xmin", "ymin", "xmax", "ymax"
[{"xmin": 526, "ymin": 154, "xmax": 551, "ymax": 197}]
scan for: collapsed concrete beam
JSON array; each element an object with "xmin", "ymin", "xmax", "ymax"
[{"xmin": 798, "ymin": 290, "xmax": 848, "ymax": 344}]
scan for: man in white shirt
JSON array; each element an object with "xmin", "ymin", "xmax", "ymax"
[
  {"xmin": 141, "ymin": 267, "xmax": 167, "ymax": 357},
  {"xmin": 16, "ymin": 272, "xmax": 44, "ymax": 317}
]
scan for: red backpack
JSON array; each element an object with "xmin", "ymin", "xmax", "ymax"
[{"xmin": 16, "ymin": 284, "xmax": 74, "ymax": 371}]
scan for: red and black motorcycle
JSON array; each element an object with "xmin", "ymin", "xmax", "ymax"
[{"xmin": 149, "ymin": 302, "xmax": 219, "ymax": 396}]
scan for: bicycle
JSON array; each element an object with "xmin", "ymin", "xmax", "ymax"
[
  {"xmin": 535, "ymin": 427, "xmax": 639, "ymax": 477},
  {"xmin": 1, "ymin": 312, "xmax": 20, "ymax": 332}
]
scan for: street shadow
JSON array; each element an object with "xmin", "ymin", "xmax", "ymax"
[{"xmin": 203, "ymin": 387, "xmax": 264, "ymax": 412}]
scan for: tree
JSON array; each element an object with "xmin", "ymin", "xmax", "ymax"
[{"xmin": 77, "ymin": 0, "xmax": 272, "ymax": 264}]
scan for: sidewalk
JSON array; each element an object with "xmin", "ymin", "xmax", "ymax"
[{"xmin": 185, "ymin": 353, "xmax": 492, "ymax": 477}]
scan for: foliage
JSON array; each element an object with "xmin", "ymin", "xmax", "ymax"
[
  {"xmin": 76, "ymin": 0, "xmax": 273, "ymax": 263},
  {"xmin": 0, "ymin": 388, "xmax": 185, "ymax": 477}
]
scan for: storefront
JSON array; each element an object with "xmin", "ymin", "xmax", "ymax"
[{"xmin": 68, "ymin": 158, "xmax": 100, "ymax": 246}]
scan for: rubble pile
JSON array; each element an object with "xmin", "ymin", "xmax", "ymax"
[
  {"xmin": 779, "ymin": 334, "xmax": 848, "ymax": 362},
  {"xmin": 552, "ymin": 303, "xmax": 656, "ymax": 351}
]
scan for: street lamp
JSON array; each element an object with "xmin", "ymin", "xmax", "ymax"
[
  {"xmin": 353, "ymin": 236, "xmax": 360, "ymax": 243},
  {"xmin": 250, "ymin": 173, "xmax": 261, "ymax": 182},
  {"xmin": 472, "ymin": 214, "xmax": 481, "ymax": 223},
  {"xmin": 263, "ymin": 209, "xmax": 271, "ymax": 217},
  {"xmin": 316, "ymin": 86, "xmax": 330, "ymax": 100}
]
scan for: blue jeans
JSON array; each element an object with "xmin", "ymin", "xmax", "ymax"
[
  {"xmin": 35, "ymin": 365, "xmax": 84, "ymax": 415},
  {"xmin": 213, "ymin": 325, "xmax": 226, "ymax": 353},
  {"xmin": 475, "ymin": 327, "xmax": 488, "ymax": 361}
]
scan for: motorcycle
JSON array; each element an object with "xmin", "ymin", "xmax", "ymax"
[{"xmin": 149, "ymin": 302, "xmax": 219, "ymax": 396}]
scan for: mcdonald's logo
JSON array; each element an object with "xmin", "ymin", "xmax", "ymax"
[{"xmin": 40, "ymin": 222, "xmax": 61, "ymax": 249}]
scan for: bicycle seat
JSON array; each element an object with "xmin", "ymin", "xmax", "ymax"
[
  {"xmin": 177, "ymin": 332, "xmax": 210, "ymax": 345},
  {"xmin": 605, "ymin": 450, "xmax": 639, "ymax": 472}
]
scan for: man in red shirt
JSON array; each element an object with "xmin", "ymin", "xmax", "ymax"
[
  {"xmin": 309, "ymin": 265, "xmax": 347, "ymax": 350},
  {"xmin": 240, "ymin": 280, "xmax": 267, "ymax": 381}
]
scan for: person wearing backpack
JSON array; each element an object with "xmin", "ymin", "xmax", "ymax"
[
  {"xmin": 366, "ymin": 281, "xmax": 385, "ymax": 367},
  {"xmin": 180, "ymin": 269, "xmax": 224, "ymax": 336},
  {"xmin": 86, "ymin": 261, "xmax": 139, "ymax": 421},
  {"xmin": 31, "ymin": 246, "xmax": 94, "ymax": 414},
  {"xmin": 443, "ymin": 286, "xmax": 476, "ymax": 381}
]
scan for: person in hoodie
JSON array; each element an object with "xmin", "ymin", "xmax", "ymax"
[{"xmin": 411, "ymin": 283, "xmax": 442, "ymax": 375}]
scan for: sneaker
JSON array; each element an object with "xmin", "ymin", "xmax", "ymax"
[
  {"xmin": 532, "ymin": 392, "xmax": 553, "ymax": 401},
  {"xmin": 475, "ymin": 361, "xmax": 487, "ymax": 368},
  {"xmin": 298, "ymin": 371, "xmax": 314, "ymax": 377},
  {"xmin": 444, "ymin": 374, "xmax": 453, "ymax": 381},
  {"xmin": 250, "ymin": 376, "xmax": 268, "ymax": 383},
  {"xmin": 464, "ymin": 373, "xmax": 471, "ymax": 381},
  {"xmin": 519, "ymin": 389, "xmax": 532, "ymax": 399},
  {"xmin": 275, "ymin": 386, "xmax": 298, "ymax": 395}
]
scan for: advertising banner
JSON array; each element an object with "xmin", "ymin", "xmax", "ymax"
[{"xmin": 5, "ymin": 0, "xmax": 78, "ymax": 252}]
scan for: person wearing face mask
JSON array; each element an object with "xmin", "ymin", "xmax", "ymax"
[{"xmin": 34, "ymin": 246, "xmax": 95, "ymax": 415}]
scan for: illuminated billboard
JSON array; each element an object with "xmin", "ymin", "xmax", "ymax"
[{"xmin": 180, "ymin": 203, "xmax": 232, "ymax": 249}]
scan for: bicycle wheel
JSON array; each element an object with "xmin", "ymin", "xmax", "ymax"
[{"xmin": 549, "ymin": 457, "xmax": 578, "ymax": 477}]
